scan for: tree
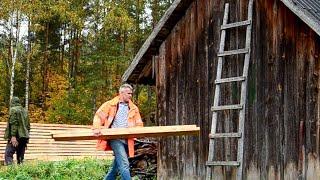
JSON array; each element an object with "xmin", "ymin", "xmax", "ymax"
[
  {"xmin": 0, "ymin": 0, "xmax": 173, "ymax": 124},
  {"xmin": 0, "ymin": 0, "xmax": 25, "ymax": 106}
]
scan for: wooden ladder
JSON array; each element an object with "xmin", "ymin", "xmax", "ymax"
[{"xmin": 206, "ymin": 0, "xmax": 253, "ymax": 179}]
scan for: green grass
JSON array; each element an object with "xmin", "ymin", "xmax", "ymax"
[{"xmin": 0, "ymin": 158, "xmax": 112, "ymax": 180}]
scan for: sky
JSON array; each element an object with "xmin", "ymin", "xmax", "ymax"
[{"xmin": 0, "ymin": 18, "xmax": 28, "ymax": 42}]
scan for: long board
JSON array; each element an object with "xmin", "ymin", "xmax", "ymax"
[{"xmin": 52, "ymin": 125, "xmax": 200, "ymax": 141}]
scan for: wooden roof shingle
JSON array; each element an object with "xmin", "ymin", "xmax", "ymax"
[{"xmin": 282, "ymin": 0, "xmax": 320, "ymax": 36}]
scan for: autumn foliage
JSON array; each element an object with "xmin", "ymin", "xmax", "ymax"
[{"xmin": 0, "ymin": 0, "xmax": 173, "ymax": 125}]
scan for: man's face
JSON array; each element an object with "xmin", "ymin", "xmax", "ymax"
[{"xmin": 120, "ymin": 88, "xmax": 133, "ymax": 103}]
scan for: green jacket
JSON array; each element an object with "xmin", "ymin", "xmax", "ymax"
[{"xmin": 4, "ymin": 97, "xmax": 30, "ymax": 140}]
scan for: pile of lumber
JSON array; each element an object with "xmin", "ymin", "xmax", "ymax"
[{"xmin": 0, "ymin": 122, "xmax": 112, "ymax": 163}]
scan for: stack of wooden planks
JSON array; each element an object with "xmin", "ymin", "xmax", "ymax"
[
  {"xmin": 52, "ymin": 125, "xmax": 200, "ymax": 141},
  {"xmin": 0, "ymin": 122, "xmax": 112, "ymax": 163}
]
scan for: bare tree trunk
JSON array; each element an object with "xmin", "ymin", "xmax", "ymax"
[
  {"xmin": 73, "ymin": 30, "xmax": 80, "ymax": 88},
  {"xmin": 135, "ymin": 0, "xmax": 141, "ymax": 53},
  {"xmin": 9, "ymin": 40, "xmax": 16, "ymax": 105},
  {"xmin": 123, "ymin": 29, "xmax": 127, "ymax": 54},
  {"xmin": 5, "ymin": 44, "xmax": 11, "ymax": 76},
  {"xmin": 91, "ymin": 1, "xmax": 100, "ymax": 116},
  {"xmin": 42, "ymin": 22, "xmax": 49, "ymax": 110},
  {"xmin": 9, "ymin": 10, "xmax": 20, "ymax": 105},
  {"xmin": 59, "ymin": 25, "xmax": 63, "ymax": 70},
  {"xmin": 91, "ymin": 94, "xmax": 96, "ymax": 117},
  {"xmin": 61, "ymin": 23, "xmax": 66, "ymax": 71},
  {"xmin": 147, "ymin": 85, "xmax": 152, "ymax": 106},
  {"xmin": 134, "ymin": 85, "xmax": 140, "ymax": 102},
  {"xmin": 25, "ymin": 19, "xmax": 31, "ymax": 112},
  {"xmin": 151, "ymin": 0, "xmax": 159, "ymax": 28},
  {"xmin": 5, "ymin": 35, "xmax": 11, "ymax": 104},
  {"xmin": 68, "ymin": 28, "xmax": 74, "ymax": 91}
]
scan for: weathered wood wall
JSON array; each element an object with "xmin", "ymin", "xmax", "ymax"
[
  {"xmin": 156, "ymin": 0, "xmax": 208, "ymax": 179},
  {"xmin": 155, "ymin": 0, "xmax": 320, "ymax": 179}
]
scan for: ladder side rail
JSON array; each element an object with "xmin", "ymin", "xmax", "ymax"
[
  {"xmin": 206, "ymin": 3, "xmax": 230, "ymax": 180},
  {"xmin": 236, "ymin": 0, "xmax": 254, "ymax": 179}
]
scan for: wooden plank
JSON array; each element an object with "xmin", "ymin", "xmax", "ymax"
[
  {"xmin": 206, "ymin": 161, "xmax": 240, "ymax": 166},
  {"xmin": 221, "ymin": 20, "xmax": 251, "ymax": 30},
  {"xmin": 217, "ymin": 48, "xmax": 249, "ymax": 57},
  {"xmin": 22, "ymin": 153, "xmax": 111, "ymax": 156},
  {"xmin": 0, "ymin": 141, "xmax": 91, "ymax": 144},
  {"xmin": 0, "ymin": 147, "xmax": 95, "ymax": 151},
  {"xmin": 0, "ymin": 133, "xmax": 53, "ymax": 137},
  {"xmin": 211, "ymin": 104, "xmax": 243, "ymax": 111},
  {"xmin": 0, "ymin": 155, "xmax": 111, "ymax": 162},
  {"xmin": 52, "ymin": 125, "xmax": 200, "ymax": 141},
  {"xmin": 215, "ymin": 76, "xmax": 246, "ymax": 84},
  {"xmin": 14, "ymin": 149, "xmax": 105, "ymax": 153},
  {"xmin": 209, "ymin": 133, "xmax": 242, "ymax": 138},
  {"xmin": 0, "ymin": 144, "xmax": 102, "ymax": 149},
  {"xmin": 0, "ymin": 122, "xmax": 91, "ymax": 128}
]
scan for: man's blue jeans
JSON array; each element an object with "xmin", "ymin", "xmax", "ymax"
[{"xmin": 104, "ymin": 140, "xmax": 131, "ymax": 180}]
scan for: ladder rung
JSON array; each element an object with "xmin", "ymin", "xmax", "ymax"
[
  {"xmin": 221, "ymin": 20, "xmax": 251, "ymax": 30},
  {"xmin": 215, "ymin": 76, "xmax": 246, "ymax": 84},
  {"xmin": 209, "ymin": 133, "xmax": 242, "ymax": 138},
  {"xmin": 218, "ymin": 48, "xmax": 249, "ymax": 57},
  {"xmin": 211, "ymin": 104, "xmax": 243, "ymax": 111},
  {"xmin": 206, "ymin": 161, "xmax": 240, "ymax": 166}
]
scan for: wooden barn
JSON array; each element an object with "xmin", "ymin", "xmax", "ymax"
[{"xmin": 122, "ymin": 0, "xmax": 320, "ymax": 179}]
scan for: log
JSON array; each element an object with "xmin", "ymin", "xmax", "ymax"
[{"xmin": 52, "ymin": 125, "xmax": 200, "ymax": 141}]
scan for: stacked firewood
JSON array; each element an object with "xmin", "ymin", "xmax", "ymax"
[{"xmin": 129, "ymin": 139, "xmax": 157, "ymax": 179}]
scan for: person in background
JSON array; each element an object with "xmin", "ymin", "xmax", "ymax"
[
  {"xmin": 92, "ymin": 84, "xmax": 144, "ymax": 180},
  {"xmin": 4, "ymin": 96, "xmax": 30, "ymax": 165}
]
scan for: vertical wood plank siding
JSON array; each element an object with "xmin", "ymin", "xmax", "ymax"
[{"xmin": 155, "ymin": 0, "xmax": 320, "ymax": 179}]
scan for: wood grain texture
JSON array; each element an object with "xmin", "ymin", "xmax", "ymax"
[
  {"xmin": 52, "ymin": 125, "xmax": 200, "ymax": 141},
  {"xmin": 153, "ymin": 0, "xmax": 320, "ymax": 179}
]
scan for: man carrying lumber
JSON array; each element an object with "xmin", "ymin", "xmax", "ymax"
[
  {"xmin": 4, "ymin": 96, "xmax": 30, "ymax": 165},
  {"xmin": 92, "ymin": 84, "xmax": 143, "ymax": 180}
]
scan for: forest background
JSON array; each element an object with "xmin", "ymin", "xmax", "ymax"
[{"xmin": 0, "ymin": 0, "xmax": 172, "ymax": 125}]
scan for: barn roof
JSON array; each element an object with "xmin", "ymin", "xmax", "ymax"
[
  {"xmin": 122, "ymin": 0, "xmax": 195, "ymax": 85},
  {"xmin": 122, "ymin": 0, "xmax": 320, "ymax": 85},
  {"xmin": 122, "ymin": 0, "xmax": 194, "ymax": 84},
  {"xmin": 281, "ymin": 0, "xmax": 320, "ymax": 36}
]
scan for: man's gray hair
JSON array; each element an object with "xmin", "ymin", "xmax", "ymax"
[{"xmin": 119, "ymin": 83, "xmax": 133, "ymax": 92}]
